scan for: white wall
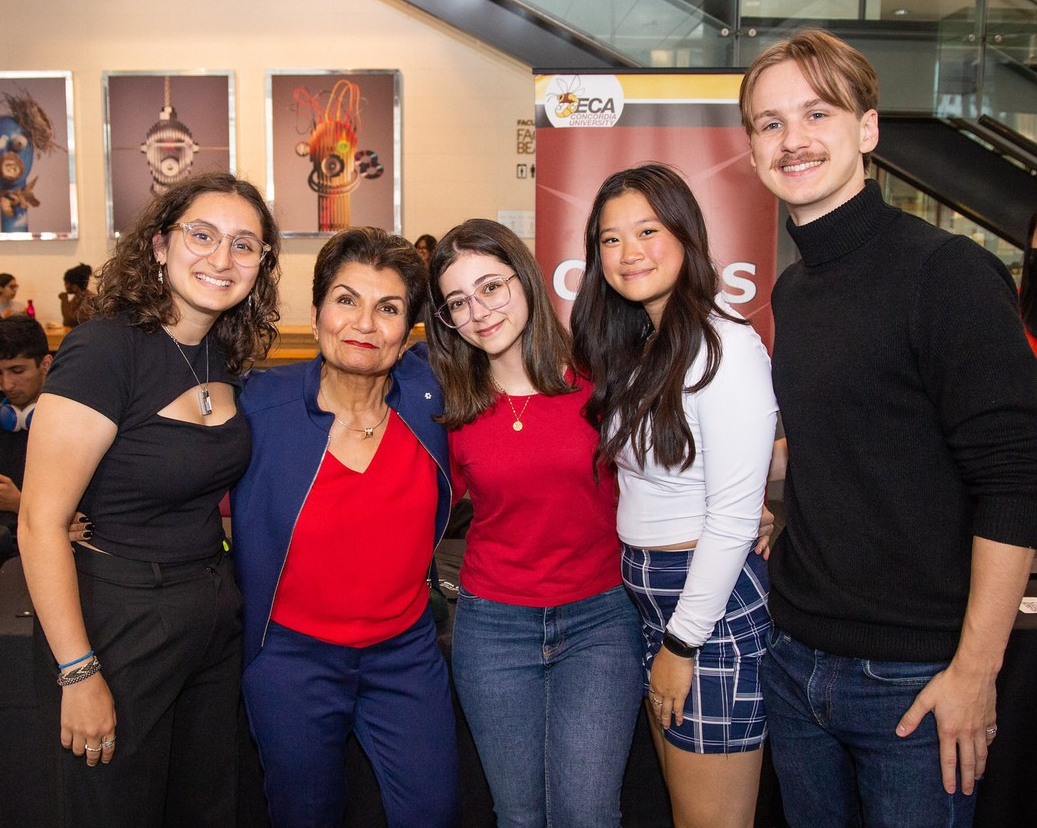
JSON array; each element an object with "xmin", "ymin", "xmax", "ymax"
[{"xmin": 0, "ymin": 0, "xmax": 536, "ymax": 325}]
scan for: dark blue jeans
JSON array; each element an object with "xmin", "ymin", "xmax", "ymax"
[
  {"xmin": 452, "ymin": 584, "xmax": 643, "ymax": 828},
  {"xmin": 762, "ymin": 626, "xmax": 978, "ymax": 828}
]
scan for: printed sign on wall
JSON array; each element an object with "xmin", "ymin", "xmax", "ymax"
[{"xmin": 534, "ymin": 72, "xmax": 777, "ymax": 348}]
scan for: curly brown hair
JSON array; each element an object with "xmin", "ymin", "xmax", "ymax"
[{"xmin": 89, "ymin": 172, "xmax": 281, "ymax": 374}]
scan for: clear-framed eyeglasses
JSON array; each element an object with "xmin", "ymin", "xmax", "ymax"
[
  {"xmin": 434, "ymin": 274, "xmax": 518, "ymax": 329},
  {"xmin": 168, "ymin": 221, "xmax": 271, "ymax": 267}
]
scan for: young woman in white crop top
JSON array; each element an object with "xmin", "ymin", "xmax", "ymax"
[{"xmin": 571, "ymin": 164, "xmax": 778, "ymax": 828}]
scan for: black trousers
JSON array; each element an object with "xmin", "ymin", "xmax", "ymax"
[{"xmin": 34, "ymin": 547, "xmax": 242, "ymax": 828}]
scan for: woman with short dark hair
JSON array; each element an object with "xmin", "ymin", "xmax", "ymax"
[
  {"xmin": 59, "ymin": 262, "xmax": 95, "ymax": 328},
  {"xmin": 232, "ymin": 226, "xmax": 459, "ymax": 828},
  {"xmin": 414, "ymin": 232, "xmax": 437, "ymax": 264}
]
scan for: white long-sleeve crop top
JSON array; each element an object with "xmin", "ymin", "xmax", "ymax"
[{"xmin": 615, "ymin": 302, "xmax": 778, "ymax": 646}]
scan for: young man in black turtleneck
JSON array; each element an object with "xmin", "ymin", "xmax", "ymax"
[{"xmin": 740, "ymin": 28, "xmax": 1037, "ymax": 828}]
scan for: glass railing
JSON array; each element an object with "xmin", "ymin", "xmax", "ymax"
[
  {"xmin": 874, "ymin": 167, "xmax": 1024, "ymax": 276},
  {"xmin": 519, "ymin": 0, "xmax": 739, "ymax": 67}
]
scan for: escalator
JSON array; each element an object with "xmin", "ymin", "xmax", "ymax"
[{"xmin": 873, "ymin": 115, "xmax": 1037, "ymax": 249}]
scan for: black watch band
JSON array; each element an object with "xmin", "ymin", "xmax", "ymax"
[{"xmin": 662, "ymin": 630, "xmax": 701, "ymax": 659}]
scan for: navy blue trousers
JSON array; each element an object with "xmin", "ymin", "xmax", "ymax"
[{"xmin": 243, "ymin": 607, "xmax": 460, "ymax": 828}]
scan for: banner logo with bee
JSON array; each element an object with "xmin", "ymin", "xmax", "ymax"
[{"xmin": 544, "ymin": 75, "xmax": 624, "ymax": 128}]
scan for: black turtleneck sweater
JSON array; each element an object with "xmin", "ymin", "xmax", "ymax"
[{"xmin": 770, "ymin": 180, "xmax": 1037, "ymax": 662}]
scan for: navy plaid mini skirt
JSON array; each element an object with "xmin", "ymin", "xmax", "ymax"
[{"xmin": 621, "ymin": 543, "xmax": 770, "ymax": 754}]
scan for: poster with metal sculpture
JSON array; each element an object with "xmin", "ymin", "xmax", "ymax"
[
  {"xmin": 104, "ymin": 72, "xmax": 234, "ymax": 237},
  {"xmin": 0, "ymin": 72, "xmax": 76, "ymax": 240},
  {"xmin": 140, "ymin": 77, "xmax": 201, "ymax": 197},
  {"xmin": 267, "ymin": 71, "xmax": 400, "ymax": 237}
]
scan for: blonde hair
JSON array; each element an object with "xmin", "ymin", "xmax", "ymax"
[{"xmin": 739, "ymin": 28, "xmax": 879, "ymax": 168}]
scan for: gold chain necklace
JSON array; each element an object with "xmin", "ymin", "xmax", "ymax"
[
  {"xmin": 319, "ymin": 388, "xmax": 390, "ymax": 439},
  {"xmin": 336, "ymin": 407, "xmax": 389, "ymax": 438},
  {"xmin": 490, "ymin": 378, "xmax": 531, "ymax": 432}
]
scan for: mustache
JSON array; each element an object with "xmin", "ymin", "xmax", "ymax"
[{"xmin": 772, "ymin": 153, "xmax": 827, "ymax": 170}]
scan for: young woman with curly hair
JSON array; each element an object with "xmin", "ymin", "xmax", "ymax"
[{"xmin": 20, "ymin": 171, "xmax": 280, "ymax": 828}]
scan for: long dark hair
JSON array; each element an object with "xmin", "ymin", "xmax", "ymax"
[
  {"xmin": 570, "ymin": 164, "xmax": 741, "ymax": 471},
  {"xmin": 426, "ymin": 218, "xmax": 575, "ymax": 429},
  {"xmin": 1022, "ymin": 209, "xmax": 1037, "ymax": 339},
  {"xmin": 90, "ymin": 172, "xmax": 281, "ymax": 374}
]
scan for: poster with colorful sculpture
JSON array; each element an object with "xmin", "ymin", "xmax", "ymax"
[
  {"xmin": 267, "ymin": 71, "xmax": 399, "ymax": 237},
  {"xmin": 0, "ymin": 72, "xmax": 76, "ymax": 240},
  {"xmin": 104, "ymin": 72, "xmax": 234, "ymax": 237}
]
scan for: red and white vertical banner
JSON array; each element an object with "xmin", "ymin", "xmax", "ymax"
[{"xmin": 534, "ymin": 72, "xmax": 778, "ymax": 349}]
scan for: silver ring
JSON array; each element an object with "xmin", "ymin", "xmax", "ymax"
[
  {"xmin": 986, "ymin": 725, "xmax": 998, "ymax": 736},
  {"xmin": 84, "ymin": 745, "xmax": 101, "ymax": 753},
  {"xmin": 101, "ymin": 737, "xmax": 116, "ymax": 749},
  {"xmin": 650, "ymin": 695, "xmax": 663, "ymax": 707}
]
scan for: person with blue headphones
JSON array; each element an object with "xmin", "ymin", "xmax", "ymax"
[{"xmin": 0, "ymin": 315, "xmax": 52, "ymax": 562}]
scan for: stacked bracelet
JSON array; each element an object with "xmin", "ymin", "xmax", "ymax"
[
  {"xmin": 56, "ymin": 655, "xmax": 101, "ymax": 687},
  {"xmin": 57, "ymin": 650, "xmax": 94, "ymax": 670}
]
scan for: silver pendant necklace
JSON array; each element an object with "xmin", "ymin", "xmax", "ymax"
[{"xmin": 164, "ymin": 328, "xmax": 212, "ymax": 416}]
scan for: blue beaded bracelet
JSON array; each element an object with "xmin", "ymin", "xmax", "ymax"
[{"xmin": 57, "ymin": 650, "xmax": 94, "ymax": 670}]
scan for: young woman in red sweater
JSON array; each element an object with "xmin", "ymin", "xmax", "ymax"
[{"xmin": 426, "ymin": 219, "xmax": 642, "ymax": 828}]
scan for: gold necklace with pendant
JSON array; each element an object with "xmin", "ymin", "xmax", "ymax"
[{"xmin": 491, "ymin": 378, "xmax": 531, "ymax": 432}]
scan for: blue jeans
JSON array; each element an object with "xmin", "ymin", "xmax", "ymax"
[
  {"xmin": 762, "ymin": 626, "xmax": 978, "ymax": 828},
  {"xmin": 452, "ymin": 584, "xmax": 643, "ymax": 828},
  {"xmin": 242, "ymin": 608, "xmax": 460, "ymax": 828}
]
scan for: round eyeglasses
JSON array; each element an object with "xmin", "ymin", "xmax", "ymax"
[
  {"xmin": 435, "ymin": 274, "xmax": 517, "ymax": 329},
  {"xmin": 168, "ymin": 221, "xmax": 271, "ymax": 267}
]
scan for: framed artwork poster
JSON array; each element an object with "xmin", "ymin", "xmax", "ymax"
[
  {"xmin": 0, "ymin": 71, "xmax": 77, "ymax": 240},
  {"xmin": 267, "ymin": 70, "xmax": 400, "ymax": 236},
  {"xmin": 103, "ymin": 71, "xmax": 235, "ymax": 237}
]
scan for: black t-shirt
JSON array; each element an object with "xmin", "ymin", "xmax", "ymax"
[{"xmin": 44, "ymin": 317, "xmax": 252, "ymax": 563}]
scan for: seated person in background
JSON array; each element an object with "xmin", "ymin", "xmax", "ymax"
[
  {"xmin": 0, "ymin": 315, "xmax": 51, "ymax": 562},
  {"xmin": 0, "ymin": 273, "xmax": 25, "ymax": 319},
  {"xmin": 414, "ymin": 233, "xmax": 436, "ymax": 265},
  {"xmin": 60, "ymin": 262, "xmax": 94, "ymax": 328}
]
